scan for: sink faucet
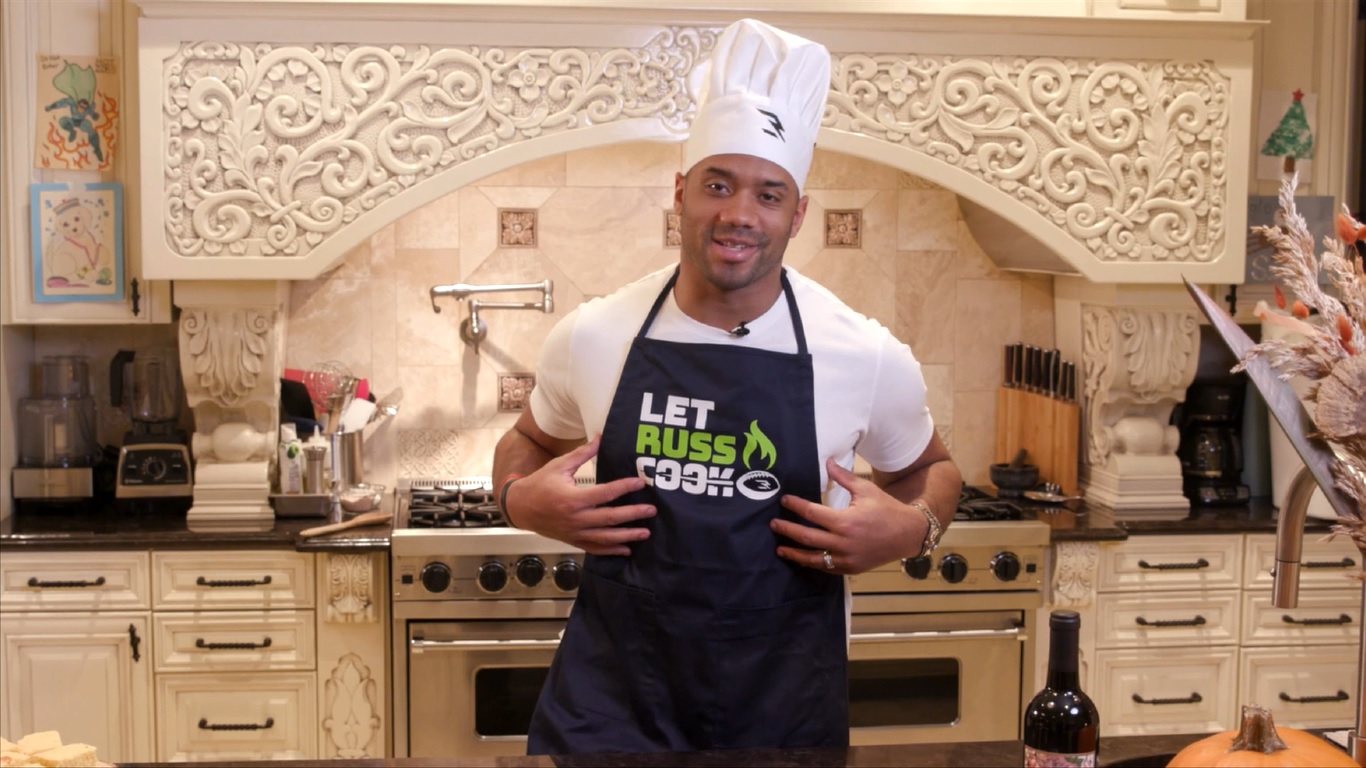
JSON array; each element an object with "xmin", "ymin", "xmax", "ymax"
[{"xmin": 1273, "ymin": 464, "xmax": 1365, "ymax": 765}]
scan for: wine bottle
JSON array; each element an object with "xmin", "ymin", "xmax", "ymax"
[{"xmin": 1023, "ymin": 610, "xmax": 1099, "ymax": 767}]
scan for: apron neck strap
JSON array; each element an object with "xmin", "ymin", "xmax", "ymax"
[{"xmin": 638, "ymin": 267, "xmax": 808, "ymax": 355}]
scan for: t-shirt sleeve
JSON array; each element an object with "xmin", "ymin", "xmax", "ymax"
[
  {"xmin": 527, "ymin": 311, "xmax": 587, "ymax": 441},
  {"xmin": 859, "ymin": 335, "xmax": 935, "ymax": 473}
]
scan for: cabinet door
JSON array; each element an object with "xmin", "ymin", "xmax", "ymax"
[
  {"xmin": 0, "ymin": 0, "xmax": 171, "ymax": 325},
  {"xmin": 1094, "ymin": 646, "xmax": 1238, "ymax": 736},
  {"xmin": 1239, "ymin": 646, "xmax": 1357, "ymax": 729},
  {"xmin": 0, "ymin": 613, "xmax": 153, "ymax": 763},
  {"xmin": 1243, "ymin": 534, "xmax": 1361, "ymax": 591}
]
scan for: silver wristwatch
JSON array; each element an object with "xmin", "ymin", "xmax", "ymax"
[{"xmin": 911, "ymin": 500, "xmax": 942, "ymax": 557}]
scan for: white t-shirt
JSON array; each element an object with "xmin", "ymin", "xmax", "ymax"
[{"xmin": 530, "ymin": 265, "xmax": 936, "ymax": 513}]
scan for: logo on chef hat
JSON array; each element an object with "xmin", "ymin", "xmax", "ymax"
[{"xmin": 736, "ymin": 420, "xmax": 781, "ymax": 501}]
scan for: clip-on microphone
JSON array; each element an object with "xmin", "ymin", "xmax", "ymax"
[{"xmin": 729, "ymin": 321, "xmax": 750, "ymax": 337}]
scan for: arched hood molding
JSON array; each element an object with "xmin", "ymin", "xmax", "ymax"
[{"xmin": 135, "ymin": 5, "xmax": 1257, "ymax": 284}]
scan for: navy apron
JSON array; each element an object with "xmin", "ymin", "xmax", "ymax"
[{"xmin": 526, "ymin": 268, "xmax": 849, "ymax": 754}]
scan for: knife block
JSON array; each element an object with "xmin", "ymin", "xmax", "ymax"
[{"xmin": 995, "ymin": 387, "xmax": 1080, "ymax": 496}]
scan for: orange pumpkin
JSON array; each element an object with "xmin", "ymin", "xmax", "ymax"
[{"xmin": 1167, "ymin": 704, "xmax": 1355, "ymax": 767}]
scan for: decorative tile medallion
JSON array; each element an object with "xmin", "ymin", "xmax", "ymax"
[
  {"xmin": 499, "ymin": 374, "xmax": 536, "ymax": 412},
  {"xmin": 398, "ymin": 429, "xmax": 462, "ymax": 477},
  {"xmin": 499, "ymin": 209, "xmax": 537, "ymax": 247},
  {"xmin": 664, "ymin": 210, "xmax": 681, "ymax": 247},
  {"xmin": 825, "ymin": 210, "xmax": 862, "ymax": 248}
]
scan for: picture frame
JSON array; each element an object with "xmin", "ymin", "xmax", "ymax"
[{"xmin": 30, "ymin": 182, "xmax": 124, "ymax": 303}]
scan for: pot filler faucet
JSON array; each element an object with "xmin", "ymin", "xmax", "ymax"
[
  {"xmin": 1184, "ymin": 278, "xmax": 1364, "ymax": 765},
  {"xmin": 429, "ymin": 280, "xmax": 554, "ymax": 355},
  {"xmin": 1274, "ymin": 465, "xmax": 1366, "ymax": 766}
]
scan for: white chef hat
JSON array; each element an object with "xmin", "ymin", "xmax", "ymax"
[{"xmin": 684, "ymin": 19, "xmax": 830, "ymax": 192}]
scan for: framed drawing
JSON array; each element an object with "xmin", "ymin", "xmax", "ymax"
[{"xmin": 30, "ymin": 183, "xmax": 124, "ymax": 303}]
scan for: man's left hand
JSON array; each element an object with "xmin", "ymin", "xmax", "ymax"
[{"xmin": 770, "ymin": 458, "xmax": 922, "ymax": 575}]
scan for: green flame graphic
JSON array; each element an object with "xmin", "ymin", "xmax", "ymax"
[{"xmin": 741, "ymin": 420, "xmax": 777, "ymax": 470}]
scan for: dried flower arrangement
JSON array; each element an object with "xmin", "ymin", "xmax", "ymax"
[{"xmin": 1245, "ymin": 176, "xmax": 1365, "ymax": 555}]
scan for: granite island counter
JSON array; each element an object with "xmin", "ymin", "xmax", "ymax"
[{"xmin": 107, "ymin": 731, "xmax": 1353, "ymax": 768}]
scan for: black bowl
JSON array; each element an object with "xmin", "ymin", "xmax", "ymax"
[{"xmin": 989, "ymin": 462, "xmax": 1039, "ymax": 498}]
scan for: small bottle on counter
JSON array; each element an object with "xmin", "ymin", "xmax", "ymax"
[
  {"xmin": 305, "ymin": 426, "xmax": 331, "ymax": 488},
  {"xmin": 278, "ymin": 423, "xmax": 304, "ymax": 494},
  {"xmin": 1023, "ymin": 610, "xmax": 1099, "ymax": 767}
]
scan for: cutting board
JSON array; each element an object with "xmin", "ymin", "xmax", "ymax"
[{"xmin": 996, "ymin": 387, "xmax": 1080, "ymax": 496}]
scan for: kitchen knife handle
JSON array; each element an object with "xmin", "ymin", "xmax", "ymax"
[
  {"xmin": 1013, "ymin": 343, "xmax": 1025, "ymax": 389},
  {"xmin": 1050, "ymin": 350, "xmax": 1062, "ymax": 399},
  {"xmin": 1004, "ymin": 345, "xmax": 1016, "ymax": 388}
]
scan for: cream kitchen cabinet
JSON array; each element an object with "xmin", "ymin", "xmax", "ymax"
[
  {"xmin": 151, "ymin": 550, "xmax": 318, "ymax": 761},
  {"xmin": 1051, "ymin": 531, "xmax": 1362, "ymax": 739},
  {"xmin": 0, "ymin": 546, "xmax": 389, "ymax": 762},
  {"xmin": 0, "ymin": 551, "xmax": 155, "ymax": 763},
  {"xmin": 1238, "ymin": 533, "xmax": 1360, "ymax": 730},
  {"xmin": 0, "ymin": 0, "xmax": 172, "ymax": 326},
  {"xmin": 1091, "ymin": 535, "xmax": 1245, "ymax": 736}
]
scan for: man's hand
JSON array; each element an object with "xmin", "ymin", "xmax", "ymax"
[
  {"xmin": 770, "ymin": 458, "xmax": 922, "ymax": 574},
  {"xmin": 504, "ymin": 436, "xmax": 656, "ymax": 556}
]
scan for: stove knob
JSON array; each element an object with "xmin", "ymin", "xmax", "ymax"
[
  {"xmin": 516, "ymin": 556, "xmax": 546, "ymax": 587},
  {"xmin": 478, "ymin": 561, "xmax": 508, "ymax": 593},
  {"xmin": 552, "ymin": 560, "xmax": 581, "ymax": 592},
  {"xmin": 419, "ymin": 562, "xmax": 452, "ymax": 594},
  {"xmin": 991, "ymin": 552, "xmax": 1022, "ymax": 582},
  {"xmin": 939, "ymin": 553, "xmax": 969, "ymax": 584},
  {"xmin": 902, "ymin": 556, "xmax": 933, "ymax": 580}
]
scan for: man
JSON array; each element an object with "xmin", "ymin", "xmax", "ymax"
[{"xmin": 491, "ymin": 18, "xmax": 962, "ymax": 755}]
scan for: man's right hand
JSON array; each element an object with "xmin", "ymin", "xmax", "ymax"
[{"xmin": 504, "ymin": 436, "xmax": 655, "ymax": 556}]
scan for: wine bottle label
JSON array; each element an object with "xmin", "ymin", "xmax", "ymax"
[{"xmin": 1024, "ymin": 746, "xmax": 1096, "ymax": 768}]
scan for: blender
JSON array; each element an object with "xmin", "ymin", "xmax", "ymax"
[
  {"xmin": 12, "ymin": 355, "xmax": 99, "ymax": 503},
  {"xmin": 110, "ymin": 349, "xmax": 193, "ymax": 501}
]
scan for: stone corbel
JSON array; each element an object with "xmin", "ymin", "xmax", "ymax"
[
  {"xmin": 1054, "ymin": 281, "xmax": 1201, "ymax": 514},
  {"xmin": 1079, "ymin": 304, "xmax": 1199, "ymax": 511},
  {"xmin": 174, "ymin": 281, "xmax": 288, "ymax": 528}
]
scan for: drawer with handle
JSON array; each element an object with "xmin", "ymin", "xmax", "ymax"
[
  {"xmin": 156, "ymin": 672, "xmax": 317, "ymax": 761},
  {"xmin": 1099, "ymin": 536, "xmax": 1242, "ymax": 592},
  {"xmin": 1095, "ymin": 646, "xmax": 1237, "ymax": 735},
  {"xmin": 1240, "ymin": 589, "xmax": 1360, "ymax": 646},
  {"xmin": 1238, "ymin": 646, "xmax": 1357, "ymax": 729},
  {"xmin": 153, "ymin": 610, "xmax": 316, "ymax": 672},
  {"xmin": 1096, "ymin": 591, "xmax": 1240, "ymax": 649},
  {"xmin": 0, "ymin": 551, "xmax": 150, "ymax": 611},
  {"xmin": 1243, "ymin": 534, "xmax": 1360, "ymax": 591},
  {"xmin": 153, "ymin": 551, "xmax": 314, "ymax": 610}
]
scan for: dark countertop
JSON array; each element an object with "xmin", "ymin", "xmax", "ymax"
[
  {"xmin": 2, "ymin": 494, "xmax": 1337, "ymax": 553},
  {"xmin": 0, "ymin": 497, "xmax": 391, "ymax": 552},
  {"xmin": 1027, "ymin": 495, "xmax": 1337, "ymax": 542},
  {"xmin": 110, "ymin": 731, "xmax": 1351, "ymax": 767}
]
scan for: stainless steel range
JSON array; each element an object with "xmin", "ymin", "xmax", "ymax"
[{"xmin": 390, "ymin": 478, "xmax": 1050, "ymax": 758}]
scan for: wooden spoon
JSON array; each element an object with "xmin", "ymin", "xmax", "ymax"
[{"xmin": 298, "ymin": 510, "xmax": 392, "ymax": 538}]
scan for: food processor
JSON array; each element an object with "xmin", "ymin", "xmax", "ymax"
[
  {"xmin": 12, "ymin": 355, "xmax": 99, "ymax": 502},
  {"xmin": 109, "ymin": 348, "xmax": 193, "ymax": 501}
]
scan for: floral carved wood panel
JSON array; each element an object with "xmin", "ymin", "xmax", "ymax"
[{"xmin": 144, "ymin": 21, "xmax": 1243, "ymax": 282}]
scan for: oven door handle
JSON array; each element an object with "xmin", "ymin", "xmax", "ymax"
[
  {"xmin": 849, "ymin": 627, "xmax": 1022, "ymax": 643},
  {"xmin": 410, "ymin": 638, "xmax": 561, "ymax": 651}
]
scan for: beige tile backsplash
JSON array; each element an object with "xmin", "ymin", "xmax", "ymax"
[{"xmin": 34, "ymin": 144, "xmax": 1057, "ymax": 489}]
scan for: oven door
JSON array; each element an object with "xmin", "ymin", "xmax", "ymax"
[
  {"xmin": 404, "ymin": 618, "xmax": 563, "ymax": 758},
  {"xmin": 848, "ymin": 598, "xmax": 1034, "ymax": 746}
]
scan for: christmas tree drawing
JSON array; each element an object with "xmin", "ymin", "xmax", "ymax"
[{"xmin": 1261, "ymin": 89, "xmax": 1314, "ymax": 174}]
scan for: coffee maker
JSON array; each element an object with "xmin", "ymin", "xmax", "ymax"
[
  {"xmin": 1176, "ymin": 327, "xmax": 1252, "ymax": 506},
  {"xmin": 110, "ymin": 349, "xmax": 193, "ymax": 501},
  {"xmin": 12, "ymin": 355, "xmax": 99, "ymax": 505}
]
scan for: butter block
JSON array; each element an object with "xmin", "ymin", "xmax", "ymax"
[
  {"xmin": 30, "ymin": 744, "xmax": 96, "ymax": 768},
  {"xmin": 0, "ymin": 751, "xmax": 40, "ymax": 767},
  {"xmin": 13, "ymin": 733, "xmax": 60, "ymax": 757}
]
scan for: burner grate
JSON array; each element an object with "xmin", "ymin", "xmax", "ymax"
[
  {"xmin": 955, "ymin": 485, "xmax": 1023, "ymax": 521},
  {"xmin": 400, "ymin": 479, "xmax": 505, "ymax": 529}
]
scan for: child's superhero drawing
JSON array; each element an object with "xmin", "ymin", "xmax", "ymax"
[{"xmin": 36, "ymin": 56, "xmax": 119, "ymax": 171}]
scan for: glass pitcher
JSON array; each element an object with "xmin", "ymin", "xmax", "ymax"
[{"xmin": 110, "ymin": 349, "xmax": 183, "ymax": 429}]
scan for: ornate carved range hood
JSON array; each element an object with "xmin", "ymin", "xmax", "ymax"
[{"xmin": 132, "ymin": 1, "xmax": 1258, "ymax": 521}]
